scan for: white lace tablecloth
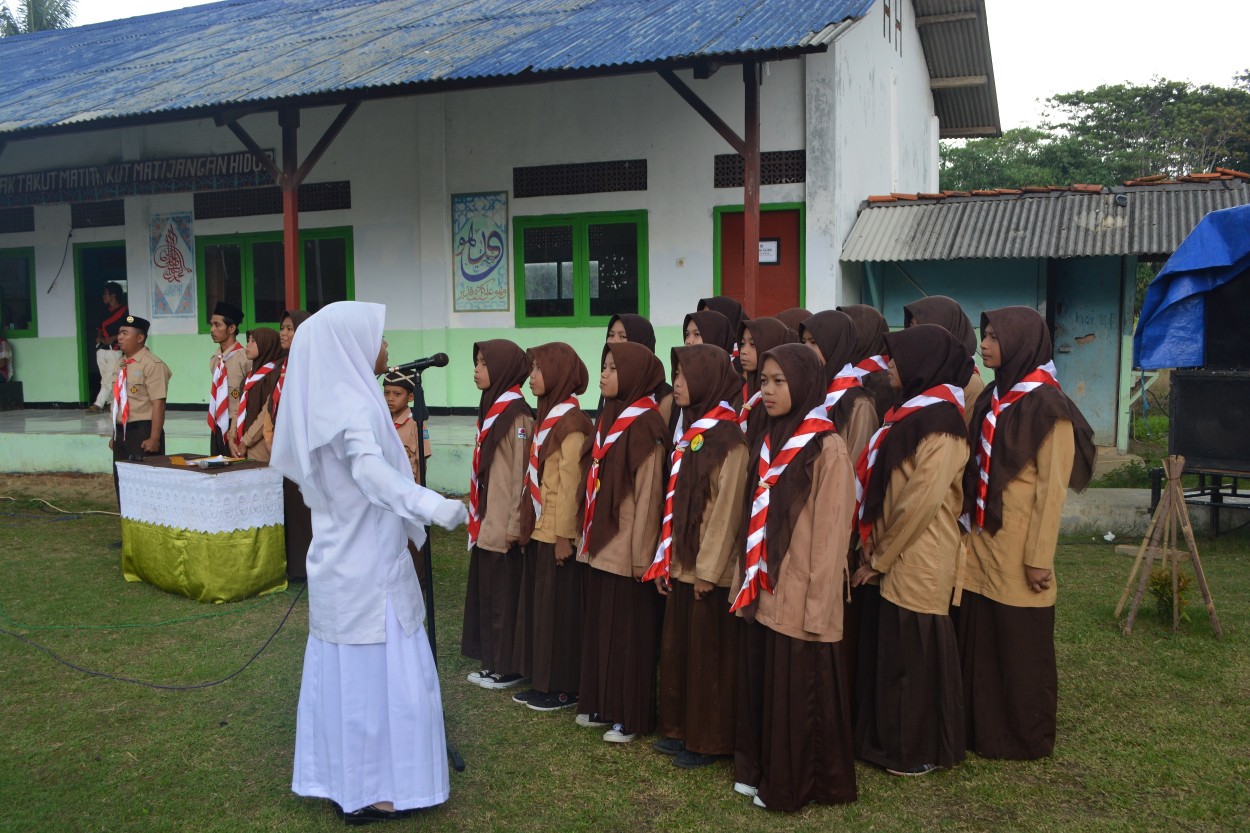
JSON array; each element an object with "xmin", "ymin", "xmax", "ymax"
[{"xmin": 116, "ymin": 462, "xmax": 284, "ymax": 534}]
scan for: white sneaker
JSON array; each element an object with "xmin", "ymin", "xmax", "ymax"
[
  {"xmin": 576, "ymin": 712, "xmax": 610, "ymax": 728},
  {"xmin": 733, "ymin": 782, "xmax": 758, "ymax": 798},
  {"xmin": 752, "ymin": 795, "xmax": 767, "ymax": 809},
  {"xmin": 478, "ymin": 672, "xmax": 526, "ymax": 690},
  {"xmin": 466, "ymin": 668, "xmax": 491, "ymax": 685},
  {"xmin": 603, "ymin": 723, "xmax": 637, "ymax": 743}
]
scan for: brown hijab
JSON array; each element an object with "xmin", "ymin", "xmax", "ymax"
[
  {"xmin": 269, "ymin": 311, "xmax": 310, "ymax": 421},
  {"xmin": 904, "ymin": 295, "xmax": 978, "ymax": 357},
  {"xmin": 739, "ymin": 317, "xmax": 798, "ymax": 444},
  {"xmin": 606, "ymin": 312, "xmax": 672, "ymax": 400},
  {"xmin": 241, "ymin": 327, "xmax": 283, "ymax": 435},
  {"xmin": 698, "ymin": 295, "xmax": 748, "ymax": 337},
  {"xmin": 775, "ymin": 307, "xmax": 812, "ymax": 331},
  {"xmin": 859, "ymin": 325, "xmax": 972, "ymax": 531},
  {"xmin": 838, "ymin": 303, "xmax": 894, "ymax": 421},
  {"xmin": 671, "ymin": 345, "xmax": 745, "ymax": 570},
  {"xmin": 518, "ymin": 342, "xmax": 593, "ymax": 543},
  {"xmin": 684, "ymin": 310, "xmax": 736, "ymax": 357},
  {"xmin": 472, "ymin": 339, "xmax": 533, "ymax": 524},
  {"xmin": 962, "ymin": 307, "xmax": 1096, "ymax": 534},
  {"xmin": 799, "ymin": 310, "xmax": 876, "ymax": 433},
  {"xmin": 586, "ymin": 342, "xmax": 668, "ymax": 555}
]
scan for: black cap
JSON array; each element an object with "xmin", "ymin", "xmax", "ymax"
[
  {"xmin": 120, "ymin": 315, "xmax": 151, "ymax": 335},
  {"xmin": 212, "ymin": 301, "xmax": 245, "ymax": 326},
  {"xmin": 382, "ymin": 369, "xmax": 416, "ymax": 392}
]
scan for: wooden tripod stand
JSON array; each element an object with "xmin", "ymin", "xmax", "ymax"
[{"xmin": 1116, "ymin": 456, "xmax": 1222, "ymax": 638}]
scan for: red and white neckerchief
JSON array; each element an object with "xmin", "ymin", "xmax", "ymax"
[
  {"xmin": 235, "ymin": 362, "xmax": 277, "ymax": 442},
  {"xmin": 730, "ymin": 405, "xmax": 833, "ymax": 612},
  {"xmin": 578, "ymin": 394, "xmax": 660, "ymax": 558},
  {"xmin": 642, "ymin": 401, "xmax": 738, "ymax": 582},
  {"xmin": 852, "ymin": 354, "xmax": 890, "ymax": 380},
  {"xmin": 973, "ymin": 361, "xmax": 1060, "ymax": 531},
  {"xmin": 466, "ymin": 385, "xmax": 525, "ymax": 549},
  {"xmin": 208, "ymin": 341, "xmax": 244, "ymax": 435},
  {"xmin": 853, "ymin": 384, "xmax": 965, "ymax": 544},
  {"xmin": 111, "ymin": 357, "xmax": 136, "ymax": 439},
  {"xmin": 738, "ymin": 383, "xmax": 762, "ymax": 434},
  {"xmin": 526, "ymin": 396, "xmax": 580, "ymax": 519},
  {"xmin": 823, "ymin": 361, "xmax": 868, "ymax": 418},
  {"xmin": 271, "ymin": 358, "xmax": 287, "ymax": 418},
  {"xmin": 393, "ymin": 410, "xmax": 412, "ymax": 431}
]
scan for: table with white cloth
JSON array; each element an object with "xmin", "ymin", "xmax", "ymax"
[{"xmin": 116, "ymin": 457, "xmax": 288, "ymax": 602}]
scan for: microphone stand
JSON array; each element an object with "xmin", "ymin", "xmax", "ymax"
[{"xmin": 411, "ymin": 369, "xmax": 466, "ymax": 773}]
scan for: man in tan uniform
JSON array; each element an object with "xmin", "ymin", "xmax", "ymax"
[
  {"xmin": 109, "ymin": 315, "xmax": 172, "ymax": 501},
  {"xmin": 208, "ymin": 301, "xmax": 249, "ymax": 455}
]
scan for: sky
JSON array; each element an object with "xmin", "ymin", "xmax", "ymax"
[{"xmin": 70, "ymin": 0, "xmax": 1250, "ymax": 131}]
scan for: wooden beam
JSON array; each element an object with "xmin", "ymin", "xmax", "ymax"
[
  {"xmin": 939, "ymin": 125, "xmax": 1000, "ymax": 138},
  {"xmin": 292, "ymin": 101, "xmax": 359, "ymax": 187},
  {"xmin": 915, "ymin": 12, "xmax": 978, "ymax": 26},
  {"xmin": 742, "ymin": 61, "xmax": 761, "ymax": 318},
  {"xmin": 224, "ymin": 119, "xmax": 283, "ymax": 184},
  {"xmin": 280, "ymin": 107, "xmax": 301, "ymax": 313},
  {"xmin": 658, "ymin": 68, "xmax": 746, "ymax": 156},
  {"xmin": 930, "ymin": 75, "xmax": 988, "ymax": 90}
]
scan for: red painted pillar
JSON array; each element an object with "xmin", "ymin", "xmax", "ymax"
[
  {"xmin": 280, "ymin": 108, "xmax": 301, "ymax": 312},
  {"xmin": 743, "ymin": 62, "xmax": 761, "ymax": 317}
]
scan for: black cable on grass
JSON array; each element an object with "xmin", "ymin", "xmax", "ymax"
[{"xmin": 0, "ymin": 582, "xmax": 305, "ymax": 691}]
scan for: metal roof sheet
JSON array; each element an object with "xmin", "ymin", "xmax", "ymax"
[
  {"xmin": 914, "ymin": 0, "xmax": 999, "ymax": 137},
  {"xmin": 0, "ymin": 0, "xmax": 878, "ymax": 136},
  {"xmin": 840, "ymin": 181, "xmax": 1250, "ymax": 261}
]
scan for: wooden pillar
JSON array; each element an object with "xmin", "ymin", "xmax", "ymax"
[
  {"xmin": 743, "ymin": 61, "xmax": 761, "ymax": 316},
  {"xmin": 280, "ymin": 108, "xmax": 301, "ymax": 313}
]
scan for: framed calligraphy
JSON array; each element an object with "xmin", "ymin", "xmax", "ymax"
[
  {"xmin": 149, "ymin": 212, "xmax": 196, "ymax": 319},
  {"xmin": 452, "ymin": 192, "xmax": 509, "ymax": 312}
]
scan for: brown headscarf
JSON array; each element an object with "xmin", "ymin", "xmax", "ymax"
[
  {"xmin": 904, "ymin": 295, "xmax": 978, "ymax": 357},
  {"xmin": 739, "ymin": 317, "xmax": 799, "ymax": 444},
  {"xmin": 283, "ymin": 309, "xmax": 312, "ymax": 330},
  {"xmin": 838, "ymin": 303, "xmax": 894, "ymax": 420},
  {"xmin": 775, "ymin": 307, "xmax": 812, "ymax": 331},
  {"xmin": 586, "ymin": 342, "xmax": 668, "ymax": 555},
  {"xmin": 742, "ymin": 343, "xmax": 832, "ymax": 618},
  {"xmin": 671, "ymin": 345, "xmax": 745, "ymax": 570},
  {"xmin": 472, "ymin": 340, "xmax": 533, "ymax": 525},
  {"xmin": 799, "ymin": 310, "xmax": 876, "ymax": 433},
  {"xmin": 698, "ymin": 295, "xmax": 748, "ymax": 337},
  {"xmin": 859, "ymin": 325, "xmax": 972, "ymax": 531},
  {"xmin": 518, "ymin": 342, "xmax": 593, "ymax": 543},
  {"xmin": 606, "ymin": 312, "xmax": 672, "ymax": 401},
  {"xmin": 962, "ymin": 307, "xmax": 1096, "ymax": 534},
  {"xmin": 241, "ymin": 327, "xmax": 283, "ymax": 436},
  {"xmin": 684, "ymin": 310, "xmax": 735, "ymax": 356}
]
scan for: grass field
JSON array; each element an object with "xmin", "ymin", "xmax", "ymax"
[{"xmin": 1, "ymin": 474, "xmax": 1247, "ymax": 833}]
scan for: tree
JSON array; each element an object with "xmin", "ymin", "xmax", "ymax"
[{"xmin": 0, "ymin": 0, "xmax": 76, "ymax": 35}]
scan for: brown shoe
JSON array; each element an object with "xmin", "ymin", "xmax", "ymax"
[{"xmin": 85, "ymin": 405, "xmax": 104, "ymax": 414}]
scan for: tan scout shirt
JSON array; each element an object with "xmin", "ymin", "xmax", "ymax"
[
  {"xmin": 393, "ymin": 412, "xmax": 422, "ymax": 482},
  {"xmin": 240, "ymin": 408, "xmax": 274, "ymax": 463},
  {"xmin": 963, "ymin": 421, "xmax": 1075, "ymax": 608},
  {"xmin": 531, "ymin": 430, "xmax": 590, "ymax": 545},
  {"xmin": 751, "ymin": 434, "xmax": 856, "ymax": 643},
  {"xmin": 963, "ymin": 372, "xmax": 986, "ymax": 430},
  {"xmin": 209, "ymin": 343, "xmax": 251, "ymax": 430},
  {"xmin": 475, "ymin": 411, "xmax": 534, "ymax": 554},
  {"xmin": 838, "ymin": 395, "xmax": 880, "ymax": 465},
  {"xmin": 119, "ymin": 346, "xmax": 171, "ymax": 422},
  {"xmin": 668, "ymin": 443, "xmax": 749, "ymax": 588},
  {"xmin": 868, "ymin": 433, "xmax": 969, "ymax": 615},
  {"xmin": 578, "ymin": 443, "xmax": 665, "ymax": 580}
]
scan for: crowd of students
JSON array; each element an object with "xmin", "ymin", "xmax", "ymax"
[{"xmin": 457, "ymin": 296, "xmax": 1096, "ymax": 812}]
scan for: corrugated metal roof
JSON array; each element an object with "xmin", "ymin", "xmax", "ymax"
[
  {"xmin": 0, "ymin": 0, "xmax": 877, "ymax": 137},
  {"xmin": 840, "ymin": 180, "xmax": 1250, "ymax": 261},
  {"xmin": 914, "ymin": 0, "xmax": 999, "ymax": 137}
]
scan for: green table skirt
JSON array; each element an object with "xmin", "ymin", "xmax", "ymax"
[{"xmin": 121, "ymin": 518, "xmax": 288, "ymax": 603}]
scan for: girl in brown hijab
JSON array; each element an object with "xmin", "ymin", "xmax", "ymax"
[
  {"xmin": 644, "ymin": 345, "xmax": 749, "ymax": 769},
  {"xmin": 511, "ymin": 343, "xmax": 594, "ymax": 713},
  {"xmin": 850, "ymin": 324, "xmax": 972, "ymax": 777},
  {"xmin": 606, "ymin": 312, "xmax": 674, "ymax": 425},
  {"xmin": 698, "ymin": 295, "xmax": 748, "ymax": 361},
  {"xmin": 737, "ymin": 317, "xmax": 798, "ymax": 446},
  {"xmin": 774, "ymin": 307, "xmax": 811, "ymax": 331},
  {"xmin": 576, "ymin": 342, "xmax": 668, "ymax": 743},
  {"xmin": 904, "ymin": 295, "xmax": 985, "ymax": 427},
  {"xmin": 799, "ymin": 310, "xmax": 880, "ymax": 463},
  {"xmin": 838, "ymin": 303, "xmax": 895, "ymax": 421},
  {"xmin": 731, "ymin": 343, "xmax": 857, "ymax": 812},
  {"xmin": 683, "ymin": 309, "xmax": 737, "ymax": 358},
  {"xmin": 959, "ymin": 306, "xmax": 1095, "ymax": 760},
  {"xmin": 232, "ymin": 327, "xmax": 283, "ymax": 462},
  {"xmin": 463, "ymin": 340, "xmax": 535, "ymax": 691},
  {"xmin": 274, "ymin": 309, "xmax": 312, "ymax": 581}
]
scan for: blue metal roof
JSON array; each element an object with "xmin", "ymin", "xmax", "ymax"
[{"xmin": 0, "ymin": 0, "xmax": 875, "ymax": 136}]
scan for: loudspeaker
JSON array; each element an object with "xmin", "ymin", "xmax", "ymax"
[{"xmin": 1204, "ymin": 271, "xmax": 1250, "ymax": 369}]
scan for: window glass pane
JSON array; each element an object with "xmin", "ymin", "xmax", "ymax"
[
  {"xmin": 587, "ymin": 222, "xmax": 639, "ymax": 317},
  {"xmin": 0, "ymin": 254, "xmax": 33, "ymax": 331},
  {"xmin": 303, "ymin": 237, "xmax": 349, "ymax": 313},
  {"xmin": 203, "ymin": 244, "xmax": 243, "ymax": 324},
  {"xmin": 522, "ymin": 225, "xmax": 574, "ymax": 318},
  {"xmin": 252, "ymin": 241, "xmax": 286, "ymax": 324}
]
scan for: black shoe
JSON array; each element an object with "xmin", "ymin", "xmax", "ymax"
[
  {"xmin": 336, "ymin": 804, "xmax": 413, "ymax": 826},
  {"xmin": 107, "ymin": 541, "xmax": 122, "ymax": 550},
  {"xmin": 512, "ymin": 687, "xmax": 540, "ymax": 704},
  {"xmin": 652, "ymin": 736, "xmax": 685, "ymax": 756},
  {"xmin": 527, "ymin": 691, "xmax": 578, "ymax": 712},
  {"xmin": 672, "ymin": 750, "xmax": 722, "ymax": 769}
]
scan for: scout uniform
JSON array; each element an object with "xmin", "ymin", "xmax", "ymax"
[
  {"xmin": 208, "ymin": 301, "xmax": 250, "ymax": 455},
  {"xmin": 111, "ymin": 315, "xmax": 171, "ymax": 497}
]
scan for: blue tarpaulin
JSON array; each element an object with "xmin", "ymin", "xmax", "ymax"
[{"xmin": 1134, "ymin": 204, "xmax": 1250, "ymax": 370}]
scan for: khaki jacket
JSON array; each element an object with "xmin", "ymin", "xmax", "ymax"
[
  {"xmin": 868, "ymin": 433, "xmax": 969, "ymax": 615},
  {"xmin": 394, "ymin": 414, "xmax": 422, "ymax": 482},
  {"xmin": 668, "ymin": 443, "xmax": 749, "ymax": 588},
  {"xmin": 240, "ymin": 408, "xmax": 274, "ymax": 463},
  {"xmin": 750, "ymin": 434, "xmax": 856, "ymax": 643},
  {"xmin": 963, "ymin": 421, "xmax": 1075, "ymax": 608},
  {"xmin": 531, "ymin": 429, "xmax": 589, "ymax": 545},
  {"xmin": 119, "ymin": 347, "xmax": 171, "ymax": 422},
  {"xmin": 963, "ymin": 372, "xmax": 986, "ymax": 430},
  {"xmin": 578, "ymin": 444, "xmax": 665, "ymax": 579},
  {"xmin": 838, "ymin": 394, "xmax": 880, "ymax": 465},
  {"xmin": 475, "ymin": 411, "xmax": 533, "ymax": 554}
]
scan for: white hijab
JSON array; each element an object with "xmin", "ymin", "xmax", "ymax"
[{"xmin": 270, "ymin": 301, "xmax": 408, "ymax": 511}]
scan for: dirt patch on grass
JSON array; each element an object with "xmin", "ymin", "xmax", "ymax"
[{"xmin": 0, "ymin": 473, "xmax": 116, "ymax": 509}]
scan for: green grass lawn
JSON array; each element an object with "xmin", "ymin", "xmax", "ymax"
[{"xmin": 1, "ymin": 475, "xmax": 1247, "ymax": 833}]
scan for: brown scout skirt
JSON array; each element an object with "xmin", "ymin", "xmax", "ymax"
[
  {"xmin": 578, "ymin": 567, "xmax": 663, "ymax": 734},
  {"xmin": 461, "ymin": 545, "xmax": 523, "ymax": 674},
  {"xmin": 657, "ymin": 582, "xmax": 738, "ymax": 755},
  {"xmin": 513, "ymin": 540, "xmax": 585, "ymax": 693}
]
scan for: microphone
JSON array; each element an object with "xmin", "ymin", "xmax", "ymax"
[{"xmin": 388, "ymin": 352, "xmax": 449, "ymax": 373}]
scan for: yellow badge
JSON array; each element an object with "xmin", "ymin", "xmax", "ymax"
[
  {"xmin": 230, "ymin": 389, "xmax": 240, "ymax": 398},
  {"xmin": 129, "ymin": 385, "xmax": 139, "ymax": 394},
  {"xmin": 690, "ymin": 434, "xmax": 704, "ymax": 452}
]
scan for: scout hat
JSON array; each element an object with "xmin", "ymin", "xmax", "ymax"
[
  {"xmin": 212, "ymin": 301, "xmax": 245, "ymax": 326},
  {"xmin": 119, "ymin": 314, "xmax": 151, "ymax": 334},
  {"xmin": 381, "ymin": 368, "xmax": 416, "ymax": 392}
]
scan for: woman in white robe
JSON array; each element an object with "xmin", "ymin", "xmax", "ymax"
[{"xmin": 271, "ymin": 301, "xmax": 468, "ymax": 823}]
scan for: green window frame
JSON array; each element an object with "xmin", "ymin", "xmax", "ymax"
[
  {"xmin": 0, "ymin": 247, "xmax": 37, "ymax": 337},
  {"xmin": 513, "ymin": 210, "xmax": 648, "ymax": 328},
  {"xmin": 195, "ymin": 227, "xmax": 354, "ymax": 332}
]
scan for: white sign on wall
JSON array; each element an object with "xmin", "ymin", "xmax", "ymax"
[{"xmin": 149, "ymin": 213, "xmax": 196, "ymax": 319}]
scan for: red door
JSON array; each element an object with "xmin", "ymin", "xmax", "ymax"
[{"xmin": 718, "ymin": 208, "xmax": 801, "ymax": 317}]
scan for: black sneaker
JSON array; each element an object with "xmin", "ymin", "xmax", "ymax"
[
  {"xmin": 672, "ymin": 750, "xmax": 722, "ymax": 769},
  {"xmin": 479, "ymin": 672, "xmax": 526, "ymax": 690},
  {"xmin": 512, "ymin": 688, "xmax": 540, "ymax": 704},
  {"xmin": 886, "ymin": 763, "xmax": 941, "ymax": 777},
  {"xmin": 527, "ymin": 691, "xmax": 578, "ymax": 712},
  {"xmin": 652, "ymin": 736, "xmax": 685, "ymax": 756}
]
